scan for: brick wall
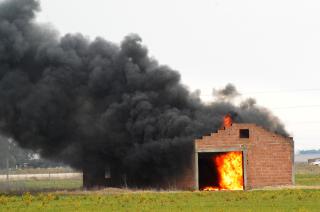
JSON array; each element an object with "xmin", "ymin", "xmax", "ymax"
[{"xmin": 178, "ymin": 123, "xmax": 294, "ymax": 190}]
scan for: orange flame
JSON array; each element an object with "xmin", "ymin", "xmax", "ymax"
[
  {"xmin": 203, "ymin": 186, "xmax": 219, "ymax": 191},
  {"xmin": 202, "ymin": 152, "xmax": 243, "ymax": 191},
  {"xmin": 223, "ymin": 113, "xmax": 232, "ymax": 128}
]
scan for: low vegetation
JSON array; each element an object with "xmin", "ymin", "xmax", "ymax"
[
  {"xmin": 296, "ymin": 174, "xmax": 320, "ymax": 186},
  {"xmin": 295, "ymin": 163, "xmax": 320, "ymax": 187},
  {"xmin": 295, "ymin": 163, "xmax": 320, "ymax": 175},
  {"xmin": 0, "ymin": 190, "xmax": 319, "ymax": 211}
]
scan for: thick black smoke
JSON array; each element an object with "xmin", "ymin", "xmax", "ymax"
[{"xmin": 0, "ymin": 0, "xmax": 288, "ymax": 187}]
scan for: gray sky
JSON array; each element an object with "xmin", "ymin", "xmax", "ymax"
[{"xmin": 37, "ymin": 0, "xmax": 320, "ymax": 150}]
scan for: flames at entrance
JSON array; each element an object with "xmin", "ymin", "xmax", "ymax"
[{"xmin": 202, "ymin": 152, "xmax": 243, "ymax": 191}]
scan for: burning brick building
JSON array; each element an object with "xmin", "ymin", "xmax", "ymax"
[
  {"xmin": 176, "ymin": 122, "xmax": 294, "ymax": 190},
  {"xmin": 0, "ymin": 0, "xmax": 294, "ymax": 190}
]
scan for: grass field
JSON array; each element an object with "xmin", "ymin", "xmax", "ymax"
[
  {"xmin": 295, "ymin": 163, "xmax": 320, "ymax": 187},
  {"xmin": 296, "ymin": 174, "xmax": 320, "ymax": 186},
  {"xmin": 0, "ymin": 163, "xmax": 319, "ymax": 211},
  {"xmin": 295, "ymin": 163, "xmax": 320, "ymax": 175},
  {"xmin": 0, "ymin": 189, "xmax": 320, "ymax": 211}
]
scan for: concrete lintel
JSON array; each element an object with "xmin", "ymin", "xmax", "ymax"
[{"xmin": 196, "ymin": 147, "xmax": 243, "ymax": 153}]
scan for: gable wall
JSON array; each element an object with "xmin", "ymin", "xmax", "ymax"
[{"xmin": 177, "ymin": 123, "xmax": 294, "ymax": 190}]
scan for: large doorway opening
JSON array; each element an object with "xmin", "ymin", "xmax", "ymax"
[{"xmin": 198, "ymin": 151, "xmax": 244, "ymax": 191}]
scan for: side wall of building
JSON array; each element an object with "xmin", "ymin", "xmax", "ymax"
[{"xmin": 245, "ymin": 126, "xmax": 294, "ymax": 188}]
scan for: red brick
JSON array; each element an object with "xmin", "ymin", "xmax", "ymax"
[{"xmin": 176, "ymin": 123, "xmax": 294, "ymax": 190}]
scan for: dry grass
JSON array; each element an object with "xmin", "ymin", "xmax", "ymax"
[{"xmin": 295, "ymin": 162, "xmax": 320, "ymax": 175}]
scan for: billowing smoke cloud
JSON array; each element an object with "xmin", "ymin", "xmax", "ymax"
[
  {"xmin": 213, "ymin": 83, "xmax": 240, "ymax": 101},
  {"xmin": 0, "ymin": 0, "xmax": 288, "ymax": 188}
]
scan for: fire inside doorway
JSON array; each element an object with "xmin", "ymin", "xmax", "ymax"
[{"xmin": 198, "ymin": 151, "xmax": 244, "ymax": 191}]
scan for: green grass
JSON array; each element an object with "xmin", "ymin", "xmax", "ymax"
[
  {"xmin": 296, "ymin": 174, "xmax": 320, "ymax": 186},
  {"xmin": 295, "ymin": 163, "xmax": 320, "ymax": 186},
  {"xmin": 0, "ymin": 190, "xmax": 320, "ymax": 211}
]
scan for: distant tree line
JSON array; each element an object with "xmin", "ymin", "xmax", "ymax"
[{"xmin": 299, "ymin": 149, "xmax": 320, "ymax": 154}]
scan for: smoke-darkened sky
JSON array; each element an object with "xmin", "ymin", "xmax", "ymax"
[{"xmin": 36, "ymin": 0, "xmax": 320, "ymax": 150}]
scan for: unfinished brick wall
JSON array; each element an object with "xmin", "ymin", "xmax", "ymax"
[{"xmin": 178, "ymin": 123, "xmax": 294, "ymax": 190}]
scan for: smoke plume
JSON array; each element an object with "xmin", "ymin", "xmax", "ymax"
[
  {"xmin": 0, "ymin": 0, "xmax": 288, "ymax": 187},
  {"xmin": 213, "ymin": 83, "xmax": 240, "ymax": 101}
]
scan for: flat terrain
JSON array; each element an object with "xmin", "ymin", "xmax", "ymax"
[
  {"xmin": 295, "ymin": 163, "xmax": 320, "ymax": 187},
  {"xmin": 0, "ymin": 189, "xmax": 320, "ymax": 211},
  {"xmin": 295, "ymin": 163, "xmax": 320, "ymax": 175},
  {"xmin": 0, "ymin": 163, "xmax": 318, "ymax": 211}
]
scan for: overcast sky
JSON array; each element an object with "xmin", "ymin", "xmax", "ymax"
[{"xmin": 36, "ymin": 0, "xmax": 320, "ymax": 151}]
